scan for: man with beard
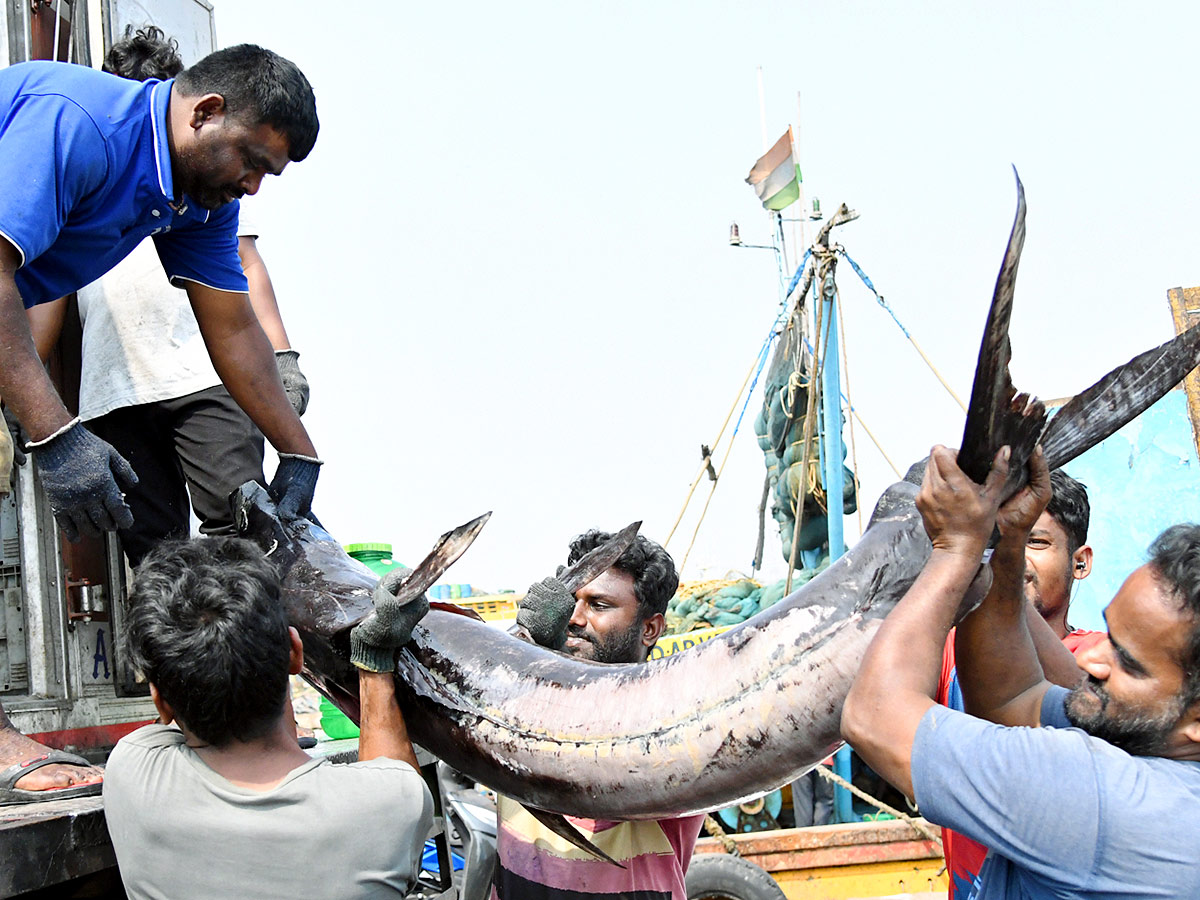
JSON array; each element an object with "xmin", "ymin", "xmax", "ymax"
[
  {"xmin": 491, "ymin": 529, "xmax": 705, "ymax": 900},
  {"xmin": 0, "ymin": 44, "xmax": 320, "ymax": 801},
  {"xmin": 843, "ymin": 445, "xmax": 1200, "ymax": 899},
  {"xmin": 935, "ymin": 468, "xmax": 1103, "ymax": 898}
]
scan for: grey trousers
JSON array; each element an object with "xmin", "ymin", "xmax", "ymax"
[{"xmin": 87, "ymin": 385, "xmax": 266, "ymax": 566}]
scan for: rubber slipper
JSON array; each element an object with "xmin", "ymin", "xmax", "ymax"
[{"xmin": 0, "ymin": 750, "xmax": 103, "ymax": 806}]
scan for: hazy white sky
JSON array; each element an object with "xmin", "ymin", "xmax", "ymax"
[{"xmin": 214, "ymin": 1, "xmax": 1200, "ymax": 592}]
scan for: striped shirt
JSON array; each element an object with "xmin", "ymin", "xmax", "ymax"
[{"xmin": 491, "ymin": 795, "xmax": 704, "ymax": 899}]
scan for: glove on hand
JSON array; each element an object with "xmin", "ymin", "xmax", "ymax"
[
  {"xmin": 350, "ymin": 567, "xmax": 431, "ymax": 672},
  {"xmin": 275, "ymin": 349, "xmax": 310, "ymax": 417},
  {"xmin": 517, "ymin": 574, "xmax": 578, "ymax": 650},
  {"xmin": 268, "ymin": 453, "xmax": 322, "ymax": 522},
  {"xmin": 29, "ymin": 420, "xmax": 138, "ymax": 541}
]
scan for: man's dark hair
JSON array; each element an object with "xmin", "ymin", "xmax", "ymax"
[
  {"xmin": 567, "ymin": 530, "xmax": 679, "ymax": 618},
  {"xmin": 1047, "ymin": 469, "xmax": 1090, "ymax": 555},
  {"xmin": 1146, "ymin": 524, "xmax": 1200, "ymax": 707},
  {"xmin": 175, "ymin": 43, "xmax": 318, "ymax": 161},
  {"xmin": 103, "ymin": 25, "xmax": 183, "ymax": 81},
  {"xmin": 123, "ymin": 537, "xmax": 291, "ymax": 747}
]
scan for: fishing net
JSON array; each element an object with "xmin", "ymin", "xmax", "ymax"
[
  {"xmin": 664, "ymin": 567, "xmax": 829, "ymax": 633},
  {"xmin": 754, "ymin": 308, "xmax": 856, "ymax": 564}
]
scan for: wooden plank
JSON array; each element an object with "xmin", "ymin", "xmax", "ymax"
[
  {"xmin": 694, "ymin": 819, "xmax": 942, "ymax": 854},
  {"xmin": 736, "ymin": 839, "xmax": 942, "ymax": 873},
  {"xmin": 1166, "ymin": 286, "xmax": 1200, "ymax": 461},
  {"xmin": 772, "ymin": 857, "xmax": 946, "ymax": 899},
  {"xmin": 0, "ymin": 795, "xmax": 116, "ymax": 897}
]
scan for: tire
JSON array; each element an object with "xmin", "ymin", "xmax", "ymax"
[{"xmin": 686, "ymin": 854, "xmax": 787, "ymax": 900}]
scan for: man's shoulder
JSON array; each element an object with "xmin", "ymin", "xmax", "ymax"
[
  {"xmin": 111, "ymin": 722, "xmax": 185, "ymax": 754},
  {"xmin": 308, "ymin": 757, "xmax": 428, "ymax": 794},
  {"xmin": 0, "ymin": 61, "xmax": 146, "ymax": 117}
]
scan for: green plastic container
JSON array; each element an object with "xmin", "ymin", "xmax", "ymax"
[
  {"xmin": 317, "ymin": 542, "xmax": 407, "ymax": 740},
  {"xmin": 345, "ymin": 542, "xmax": 403, "ymax": 577}
]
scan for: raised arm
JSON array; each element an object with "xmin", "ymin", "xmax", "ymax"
[
  {"xmin": 956, "ymin": 446, "xmax": 1058, "ymax": 726},
  {"xmin": 842, "ymin": 445, "xmax": 1007, "ymax": 799},
  {"xmin": 351, "ymin": 570, "xmax": 430, "ymax": 770}
]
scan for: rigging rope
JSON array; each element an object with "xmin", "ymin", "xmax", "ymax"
[{"xmin": 837, "ymin": 248, "xmax": 967, "ymax": 413}]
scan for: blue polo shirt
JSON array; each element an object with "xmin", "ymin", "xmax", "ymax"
[{"xmin": 0, "ymin": 61, "xmax": 247, "ymax": 307}]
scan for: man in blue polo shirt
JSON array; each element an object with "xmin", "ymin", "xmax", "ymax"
[
  {"xmin": 0, "ymin": 45, "xmax": 323, "ymax": 801},
  {"xmin": 842, "ymin": 446, "xmax": 1200, "ymax": 898}
]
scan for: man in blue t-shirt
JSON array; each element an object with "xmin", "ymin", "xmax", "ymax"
[
  {"xmin": 843, "ymin": 445, "xmax": 1200, "ymax": 899},
  {"xmin": 0, "ymin": 45, "xmax": 323, "ymax": 801}
]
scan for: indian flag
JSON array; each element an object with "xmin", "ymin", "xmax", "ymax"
[{"xmin": 746, "ymin": 127, "xmax": 801, "ymax": 211}]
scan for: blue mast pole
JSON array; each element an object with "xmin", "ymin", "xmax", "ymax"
[
  {"xmin": 817, "ymin": 262, "xmax": 855, "ymax": 822},
  {"xmin": 818, "ymin": 268, "xmax": 845, "ymax": 561}
]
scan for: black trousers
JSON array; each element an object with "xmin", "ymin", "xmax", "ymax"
[{"xmin": 87, "ymin": 385, "xmax": 266, "ymax": 566}]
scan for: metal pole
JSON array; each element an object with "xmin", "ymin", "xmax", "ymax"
[{"xmin": 818, "ymin": 267, "xmax": 845, "ymax": 561}]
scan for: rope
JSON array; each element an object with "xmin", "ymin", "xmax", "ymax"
[
  {"xmin": 785, "ymin": 270, "xmax": 826, "ymax": 593},
  {"xmin": 837, "ymin": 248, "xmax": 967, "ymax": 413},
  {"xmin": 702, "ymin": 814, "xmax": 741, "ymax": 856},
  {"xmin": 813, "ymin": 764, "xmax": 943, "ymax": 849},
  {"xmin": 784, "ymin": 248, "xmax": 813, "ymax": 300},
  {"xmin": 665, "ymin": 339, "xmax": 769, "ymax": 547}
]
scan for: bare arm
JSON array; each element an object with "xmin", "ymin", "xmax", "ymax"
[
  {"xmin": 955, "ymin": 446, "xmax": 1058, "ymax": 727},
  {"xmin": 184, "ymin": 281, "xmax": 316, "ymax": 457},
  {"xmin": 842, "ymin": 445, "xmax": 1007, "ymax": 799},
  {"xmin": 26, "ymin": 296, "xmax": 67, "ymax": 362},
  {"xmin": 237, "ymin": 236, "xmax": 291, "ymax": 350},
  {"xmin": 1025, "ymin": 602, "xmax": 1085, "ymax": 689},
  {"xmin": 0, "ymin": 239, "xmax": 72, "ymax": 440},
  {"xmin": 357, "ymin": 670, "xmax": 420, "ymax": 771}
]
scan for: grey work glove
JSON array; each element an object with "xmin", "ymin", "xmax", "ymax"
[
  {"xmin": 517, "ymin": 573, "xmax": 577, "ymax": 650},
  {"xmin": 350, "ymin": 568, "xmax": 431, "ymax": 672},
  {"xmin": 28, "ymin": 419, "xmax": 138, "ymax": 542},
  {"xmin": 268, "ymin": 453, "xmax": 321, "ymax": 522},
  {"xmin": 275, "ymin": 349, "xmax": 310, "ymax": 416}
]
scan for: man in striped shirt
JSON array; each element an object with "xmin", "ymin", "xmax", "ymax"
[{"xmin": 492, "ymin": 529, "xmax": 704, "ymax": 900}]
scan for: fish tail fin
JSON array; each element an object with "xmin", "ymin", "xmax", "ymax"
[
  {"xmin": 958, "ymin": 168, "xmax": 1200, "ymax": 487},
  {"xmin": 1041, "ymin": 322, "xmax": 1200, "ymax": 470},
  {"xmin": 523, "ymin": 805, "xmax": 626, "ymax": 868},
  {"xmin": 957, "ymin": 168, "xmax": 1047, "ymax": 492}
]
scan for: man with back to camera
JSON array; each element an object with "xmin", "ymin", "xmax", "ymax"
[
  {"xmin": 0, "ymin": 40, "xmax": 322, "ymax": 799},
  {"xmin": 490, "ymin": 529, "xmax": 705, "ymax": 900},
  {"xmin": 104, "ymin": 536, "xmax": 434, "ymax": 899},
  {"xmin": 842, "ymin": 445, "xmax": 1200, "ymax": 898},
  {"xmin": 936, "ymin": 468, "xmax": 1103, "ymax": 897}
]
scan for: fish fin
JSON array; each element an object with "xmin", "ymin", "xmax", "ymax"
[
  {"xmin": 390, "ymin": 512, "xmax": 492, "ymax": 603},
  {"xmin": 523, "ymin": 806, "xmax": 626, "ymax": 868},
  {"xmin": 957, "ymin": 168, "xmax": 1047, "ymax": 492},
  {"xmin": 428, "ymin": 600, "xmax": 486, "ymax": 622},
  {"xmin": 1041, "ymin": 322, "xmax": 1200, "ymax": 470}
]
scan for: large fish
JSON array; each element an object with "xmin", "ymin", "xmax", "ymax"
[{"xmin": 237, "ymin": 172, "xmax": 1200, "ymax": 820}]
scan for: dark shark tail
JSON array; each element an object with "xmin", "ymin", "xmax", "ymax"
[{"xmin": 958, "ymin": 169, "xmax": 1200, "ymax": 489}]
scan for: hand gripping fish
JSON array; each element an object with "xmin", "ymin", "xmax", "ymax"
[{"xmin": 236, "ymin": 170, "xmax": 1200, "ymax": 823}]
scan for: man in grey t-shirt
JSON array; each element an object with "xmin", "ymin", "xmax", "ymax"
[
  {"xmin": 104, "ymin": 537, "xmax": 433, "ymax": 900},
  {"xmin": 842, "ymin": 445, "xmax": 1200, "ymax": 899}
]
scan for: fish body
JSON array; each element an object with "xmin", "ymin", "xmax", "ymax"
[
  {"xmin": 238, "ymin": 476, "xmax": 927, "ymax": 820},
  {"xmin": 237, "ymin": 173, "xmax": 1200, "ymax": 820}
]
